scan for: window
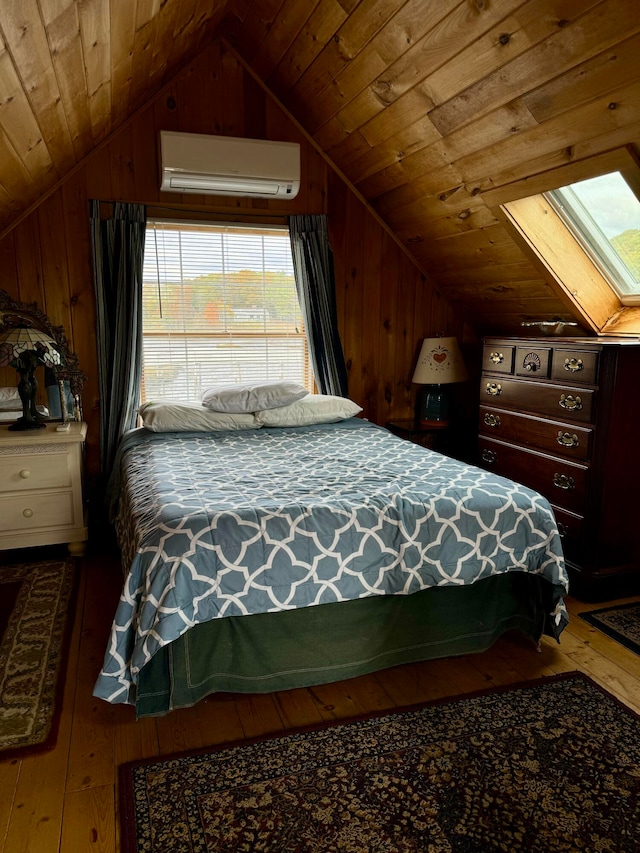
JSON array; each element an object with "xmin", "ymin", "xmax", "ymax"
[
  {"xmin": 545, "ymin": 172, "xmax": 640, "ymax": 304},
  {"xmin": 496, "ymin": 147, "xmax": 640, "ymax": 335},
  {"xmin": 141, "ymin": 220, "xmax": 312, "ymax": 403}
]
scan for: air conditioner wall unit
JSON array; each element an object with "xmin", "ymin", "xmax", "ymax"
[{"xmin": 159, "ymin": 131, "xmax": 301, "ymax": 199}]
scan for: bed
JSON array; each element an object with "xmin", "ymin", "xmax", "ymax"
[{"xmin": 93, "ymin": 414, "xmax": 568, "ymax": 717}]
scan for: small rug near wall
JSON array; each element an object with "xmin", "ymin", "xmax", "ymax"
[
  {"xmin": 0, "ymin": 559, "xmax": 76, "ymax": 759},
  {"xmin": 579, "ymin": 602, "xmax": 640, "ymax": 655},
  {"xmin": 120, "ymin": 672, "xmax": 640, "ymax": 853}
]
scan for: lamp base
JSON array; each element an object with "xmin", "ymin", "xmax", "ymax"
[
  {"xmin": 8, "ymin": 416, "xmax": 46, "ymax": 431},
  {"xmin": 418, "ymin": 385, "xmax": 451, "ymax": 429},
  {"xmin": 9, "ymin": 366, "xmax": 46, "ymax": 431}
]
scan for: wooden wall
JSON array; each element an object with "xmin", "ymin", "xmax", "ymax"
[
  {"xmin": 221, "ymin": 0, "xmax": 640, "ymax": 335},
  {"xmin": 0, "ymin": 39, "xmax": 468, "ymax": 490}
]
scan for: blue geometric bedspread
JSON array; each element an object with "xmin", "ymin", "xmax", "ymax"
[{"xmin": 93, "ymin": 418, "xmax": 568, "ymax": 706}]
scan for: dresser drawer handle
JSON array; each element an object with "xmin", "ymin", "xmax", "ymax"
[
  {"xmin": 557, "ymin": 522, "xmax": 569, "ymax": 538},
  {"xmin": 489, "ymin": 351, "xmax": 504, "ymax": 364},
  {"xmin": 485, "ymin": 382, "xmax": 502, "ymax": 396},
  {"xmin": 19, "ymin": 469, "xmax": 31, "ymax": 479},
  {"xmin": 553, "ymin": 473, "xmax": 575, "ymax": 490},
  {"xmin": 557, "ymin": 431, "xmax": 579, "ymax": 448},
  {"xmin": 522, "ymin": 352, "xmax": 541, "ymax": 372},
  {"xmin": 559, "ymin": 394, "xmax": 582, "ymax": 411},
  {"xmin": 564, "ymin": 357, "xmax": 584, "ymax": 373},
  {"xmin": 484, "ymin": 413, "xmax": 501, "ymax": 427},
  {"xmin": 482, "ymin": 449, "xmax": 497, "ymax": 464},
  {"xmin": 22, "ymin": 508, "xmax": 34, "ymax": 518}
]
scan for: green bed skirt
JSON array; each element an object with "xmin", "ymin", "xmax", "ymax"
[{"xmin": 135, "ymin": 572, "xmax": 558, "ymax": 717}]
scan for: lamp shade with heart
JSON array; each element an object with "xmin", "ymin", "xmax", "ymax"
[{"xmin": 411, "ymin": 336, "xmax": 468, "ymax": 428}]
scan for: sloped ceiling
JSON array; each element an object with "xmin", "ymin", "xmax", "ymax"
[
  {"xmin": 1, "ymin": 0, "xmax": 640, "ymax": 334},
  {"xmin": 0, "ymin": 0, "xmax": 230, "ymax": 227}
]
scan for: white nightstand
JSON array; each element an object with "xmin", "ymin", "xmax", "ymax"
[{"xmin": 0, "ymin": 421, "xmax": 88, "ymax": 555}]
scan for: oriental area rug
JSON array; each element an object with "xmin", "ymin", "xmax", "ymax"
[
  {"xmin": 120, "ymin": 672, "xmax": 640, "ymax": 853},
  {"xmin": 579, "ymin": 602, "xmax": 640, "ymax": 656},
  {"xmin": 0, "ymin": 559, "xmax": 76, "ymax": 758}
]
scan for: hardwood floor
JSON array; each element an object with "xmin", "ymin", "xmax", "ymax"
[{"xmin": 1, "ymin": 552, "xmax": 639, "ymax": 852}]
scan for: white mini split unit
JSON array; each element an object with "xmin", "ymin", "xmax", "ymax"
[{"xmin": 159, "ymin": 131, "xmax": 301, "ymax": 199}]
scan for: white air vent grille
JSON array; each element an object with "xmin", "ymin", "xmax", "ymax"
[{"xmin": 160, "ymin": 131, "xmax": 301, "ymax": 199}]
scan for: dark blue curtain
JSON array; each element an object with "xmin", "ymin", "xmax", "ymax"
[
  {"xmin": 89, "ymin": 201, "xmax": 146, "ymax": 485},
  {"xmin": 288, "ymin": 214, "xmax": 348, "ymax": 397}
]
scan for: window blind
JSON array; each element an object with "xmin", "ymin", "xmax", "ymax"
[{"xmin": 141, "ymin": 220, "xmax": 312, "ymax": 403}]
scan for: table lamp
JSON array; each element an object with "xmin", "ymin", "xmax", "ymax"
[
  {"xmin": 0, "ymin": 325, "xmax": 61, "ymax": 430},
  {"xmin": 412, "ymin": 336, "xmax": 468, "ymax": 428}
]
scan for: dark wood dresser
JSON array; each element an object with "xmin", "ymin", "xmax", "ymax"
[{"xmin": 477, "ymin": 336, "xmax": 640, "ymax": 599}]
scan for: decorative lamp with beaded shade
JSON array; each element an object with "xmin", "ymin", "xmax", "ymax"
[
  {"xmin": 411, "ymin": 336, "xmax": 468, "ymax": 428},
  {"xmin": 0, "ymin": 325, "xmax": 61, "ymax": 430}
]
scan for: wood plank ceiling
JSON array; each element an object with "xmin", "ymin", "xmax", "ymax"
[
  {"xmin": 1, "ymin": 0, "xmax": 640, "ymax": 334},
  {"xmin": 0, "ymin": 0, "xmax": 230, "ymax": 228}
]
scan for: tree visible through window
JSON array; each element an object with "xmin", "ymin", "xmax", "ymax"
[{"xmin": 141, "ymin": 220, "xmax": 312, "ymax": 403}]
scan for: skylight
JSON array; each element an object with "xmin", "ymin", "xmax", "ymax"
[{"xmin": 545, "ymin": 172, "xmax": 640, "ymax": 303}]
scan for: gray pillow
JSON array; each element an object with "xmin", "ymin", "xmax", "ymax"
[
  {"xmin": 201, "ymin": 380, "xmax": 309, "ymax": 413},
  {"xmin": 255, "ymin": 395, "xmax": 363, "ymax": 426},
  {"xmin": 138, "ymin": 401, "xmax": 260, "ymax": 432}
]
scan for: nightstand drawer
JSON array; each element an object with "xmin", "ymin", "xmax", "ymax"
[
  {"xmin": 0, "ymin": 450, "xmax": 71, "ymax": 492},
  {"xmin": 478, "ymin": 406, "xmax": 592, "ymax": 461},
  {"xmin": 478, "ymin": 437, "xmax": 588, "ymax": 514},
  {"xmin": 0, "ymin": 422, "xmax": 88, "ymax": 554},
  {"xmin": 0, "ymin": 491, "xmax": 75, "ymax": 531},
  {"xmin": 385, "ymin": 420, "xmax": 446, "ymax": 451},
  {"xmin": 481, "ymin": 378, "xmax": 595, "ymax": 423}
]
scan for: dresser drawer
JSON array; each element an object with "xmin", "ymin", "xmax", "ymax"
[
  {"xmin": 515, "ymin": 346, "xmax": 551, "ymax": 378},
  {"xmin": 552, "ymin": 505, "xmax": 584, "ymax": 538},
  {"xmin": 482, "ymin": 345, "xmax": 514, "ymax": 374},
  {"xmin": 481, "ymin": 377, "xmax": 595, "ymax": 423},
  {"xmin": 478, "ymin": 437, "xmax": 589, "ymax": 514},
  {"xmin": 550, "ymin": 348, "xmax": 599, "ymax": 385},
  {"xmin": 478, "ymin": 406, "xmax": 592, "ymax": 461},
  {"xmin": 479, "ymin": 339, "xmax": 640, "ymax": 591},
  {"xmin": 551, "ymin": 504, "xmax": 584, "ymax": 552},
  {"xmin": 0, "ymin": 491, "xmax": 75, "ymax": 532},
  {"xmin": 0, "ymin": 449, "xmax": 71, "ymax": 492}
]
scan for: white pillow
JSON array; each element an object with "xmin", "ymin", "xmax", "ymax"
[
  {"xmin": 138, "ymin": 401, "xmax": 260, "ymax": 433},
  {"xmin": 201, "ymin": 380, "xmax": 309, "ymax": 413},
  {"xmin": 0, "ymin": 387, "xmax": 19, "ymax": 404},
  {"xmin": 254, "ymin": 394, "xmax": 362, "ymax": 427}
]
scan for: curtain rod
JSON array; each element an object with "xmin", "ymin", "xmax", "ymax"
[
  {"xmin": 147, "ymin": 217, "xmax": 289, "ymax": 231},
  {"xmin": 95, "ymin": 200, "xmax": 291, "ymax": 226},
  {"xmin": 146, "ymin": 204, "xmax": 289, "ymax": 226}
]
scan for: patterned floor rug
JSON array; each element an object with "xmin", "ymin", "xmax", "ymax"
[
  {"xmin": 579, "ymin": 602, "xmax": 640, "ymax": 655},
  {"xmin": 120, "ymin": 672, "xmax": 640, "ymax": 852},
  {"xmin": 0, "ymin": 559, "xmax": 76, "ymax": 759}
]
